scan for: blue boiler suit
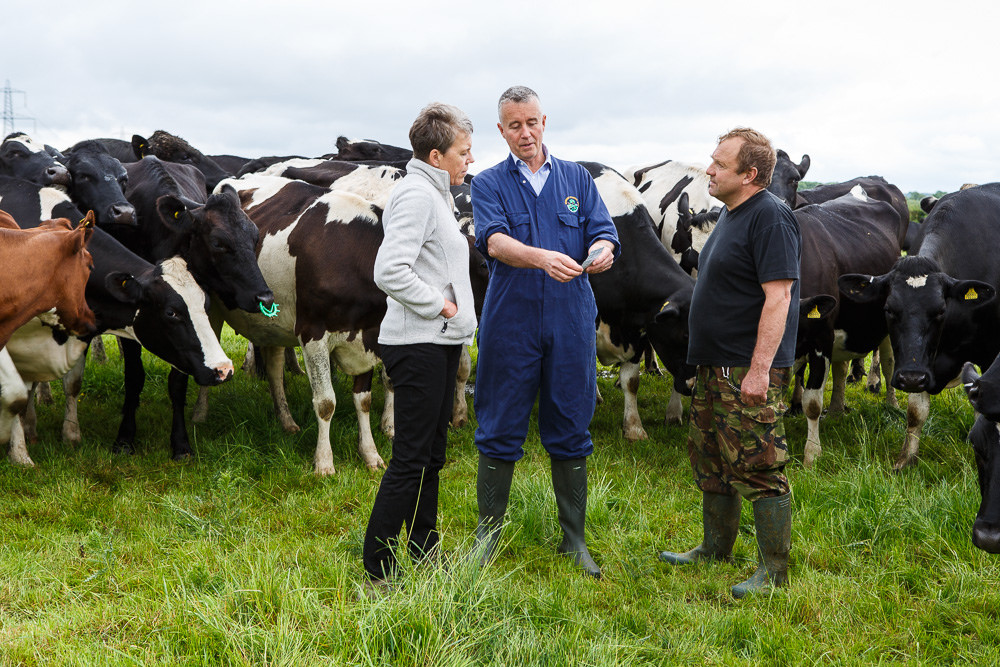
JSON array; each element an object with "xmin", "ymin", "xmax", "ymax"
[{"xmin": 471, "ymin": 155, "xmax": 619, "ymax": 462}]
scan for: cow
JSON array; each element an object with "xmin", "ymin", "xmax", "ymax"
[
  {"xmin": 211, "ymin": 172, "xmax": 487, "ymax": 475},
  {"xmin": 839, "ymin": 184, "xmax": 1000, "ymax": 470},
  {"xmin": 106, "ymin": 155, "xmax": 274, "ymax": 460},
  {"xmin": 790, "ymin": 184, "xmax": 907, "ymax": 467},
  {"xmin": 0, "ymin": 210, "xmax": 96, "ymax": 347},
  {"xmin": 259, "ymin": 158, "xmax": 405, "ymax": 207},
  {"xmin": 1, "ymin": 133, "xmax": 70, "ymax": 186},
  {"xmin": 131, "ymin": 131, "xmax": 232, "ymax": 193},
  {"xmin": 0, "ymin": 178, "xmax": 237, "ymax": 466},
  {"xmin": 961, "ymin": 360, "xmax": 1000, "ymax": 553},
  {"xmin": 579, "ymin": 162, "xmax": 696, "ymax": 439},
  {"xmin": 59, "ymin": 140, "xmax": 137, "ymax": 228},
  {"xmin": 766, "ymin": 150, "xmax": 811, "ymax": 208}
]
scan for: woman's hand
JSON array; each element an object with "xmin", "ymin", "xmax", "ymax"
[{"xmin": 440, "ymin": 300, "xmax": 458, "ymax": 318}]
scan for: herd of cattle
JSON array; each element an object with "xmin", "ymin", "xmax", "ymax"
[{"xmin": 1, "ymin": 129, "xmax": 999, "ymax": 553}]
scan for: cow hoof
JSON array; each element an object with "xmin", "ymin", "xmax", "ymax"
[
  {"xmin": 112, "ymin": 442, "xmax": 135, "ymax": 455},
  {"xmin": 62, "ymin": 424, "xmax": 82, "ymax": 446},
  {"xmin": 280, "ymin": 420, "xmax": 301, "ymax": 434},
  {"xmin": 892, "ymin": 455, "xmax": 917, "ymax": 472},
  {"xmin": 314, "ymin": 464, "xmax": 336, "ymax": 476},
  {"xmin": 172, "ymin": 451, "xmax": 192, "ymax": 462},
  {"xmin": 7, "ymin": 454, "xmax": 36, "ymax": 468},
  {"xmin": 663, "ymin": 415, "xmax": 684, "ymax": 426},
  {"xmin": 624, "ymin": 427, "xmax": 649, "ymax": 441},
  {"xmin": 366, "ymin": 456, "xmax": 387, "ymax": 471},
  {"xmin": 451, "ymin": 416, "xmax": 467, "ymax": 429},
  {"xmin": 787, "ymin": 403, "xmax": 803, "ymax": 417},
  {"xmin": 645, "ymin": 368, "xmax": 663, "ymax": 377},
  {"xmin": 867, "ymin": 382, "xmax": 882, "ymax": 394}
]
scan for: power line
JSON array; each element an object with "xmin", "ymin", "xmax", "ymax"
[{"xmin": 2, "ymin": 79, "xmax": 36, "ymax": 136}]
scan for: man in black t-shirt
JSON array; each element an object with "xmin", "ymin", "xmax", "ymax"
[{"xmin": 659, "ymin": 128, "xmax": 801, "ymax": 599}]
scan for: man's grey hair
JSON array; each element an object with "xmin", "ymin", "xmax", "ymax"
[
  {"xmin": 408, "ymin": 102, "xmax": 474, "ymax": 161},
  {"xmin": 497, "ymin": 86, "xmax": 540, "ymax": 119}
]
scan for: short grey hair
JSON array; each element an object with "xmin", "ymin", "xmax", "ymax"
[
  {"xmin": 497, "ymin": 86, "xmax": 540, "ymax": 119},
  {"xmin": 409, "ymin": 103, "xmax": 474, "ymax": 161}
]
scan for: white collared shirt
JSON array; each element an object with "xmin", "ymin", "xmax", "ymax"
[{"xmin": 513, "ymin": 145, "xmax": 552, "ymax": 195}]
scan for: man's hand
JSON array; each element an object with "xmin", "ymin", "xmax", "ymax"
[
  {"xmin": 440, "ymin": 300, "xmax": 458, "ymax": 318},
  {"xmin": 584, "ymin": 240, "xmax": 615, "ymax": 274},
  {"xmin": 740, "ymin": 367, "xmax": 770, "ymax": 406},
  {"xmin": 540, "ymin": 251, "xmax": 583, "ymax": 282}
]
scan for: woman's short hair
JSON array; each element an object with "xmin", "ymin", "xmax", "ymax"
[
  {"xmin": 409, "ymin": 103, "xmax": 473, "ymax": 161},
  {"xmin": 717, "ymin": 127, "xmax": 776, "ymax": 188}
]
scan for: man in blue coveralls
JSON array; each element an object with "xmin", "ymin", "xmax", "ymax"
[{"xmin": 470, "ymin": 86, "xmax": 619, "ymax": 578}]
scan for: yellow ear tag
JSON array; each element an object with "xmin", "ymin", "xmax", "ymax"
[
  {"xmin": 807, "ymin": 306, "xmax": 821, "ymax": 319},
  {"xmin": 661, "ymin": 300, "xmax": 670, "ymax": 310},
  {"xmin": 121, "ymin": 279, "xmax": 127, "ymax": 287},
  {"xmin": 966, "ymin": 288, "xmax": 979, "ymax": 300},
  {"xmin": 174, "ymin": 211, "xmax": 180, "ymax": 219}
]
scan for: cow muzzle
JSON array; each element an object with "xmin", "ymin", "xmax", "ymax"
[
  {"xmin": 892, "ymin": 369, "xmax": 931, "ymax": 393},
  {"xmin": 972, "ymin": 519, "xmax": 1000, "ymax": 554}
]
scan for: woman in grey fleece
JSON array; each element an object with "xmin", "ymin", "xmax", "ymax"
[{"xmin": 362, "ymin": 103, "xmax": 477, "ymax": 590}]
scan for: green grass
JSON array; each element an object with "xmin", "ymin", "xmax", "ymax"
[{"xmin": 2, "ymin": 328, "xmax": 999, "ymax": 665}]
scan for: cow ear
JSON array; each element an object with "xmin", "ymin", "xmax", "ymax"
[
  {"xmin": 800, "ymin": 294, "xmax": 837, "ymax": 321},
  {"xmin": 961, "ymin": 361, "xmax": 982, "ymax": 391},
  {"xmin": 797, "ymin": 154, "xmax": 811, "ymax": 179},
  {"xmin": 336, "ymin": 136, "xmax": 350, "ymax": 152},
  {"xmin": 949, "ymin": 280, "xmax": 996, "ymax": 308},
  {"xmin": 921, "ymin": 196, "xmax": 939, "ymax": 213},
  {"xmin": 838, "ymin": 273, "xmax": 888, "ymax": 304},
  {"xmin": 654, "ymin": 299, "xmax": 682, "ymax": 323},
  {"xmin": 77, "ymin": 210, "xmax": 96, "ymax": 247},
  {"xmin": 104, "ymin": 271, "xmax": 142, "ymax": 304},
  {"xmin": 156, "ymin": 194, "xmax": 194, "ymax": 231},
  {"xmin": 132, "ymin": 135, "xmax": 149, "ymax": 160},
  {"xmin": 219, "ymin": 183, "xmax": 240, "ymax": 206},
  {"xmin": 677, "ymin": 191, "xmax": 689, "ymax": 215}
]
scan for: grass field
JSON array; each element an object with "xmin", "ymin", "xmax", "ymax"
[{"xmin": 2, "ymin": 328, "xmax": 999, "ymax": 665}]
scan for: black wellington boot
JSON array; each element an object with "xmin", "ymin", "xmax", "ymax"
[
  {"xmin": 550, "ymin": 457, "xmax": 602, "ymax": 578},
  {"xmin": 659, "ymin": 491, "xmax": 742, "ymax": 565},
  {"xmin": 732, "ymin": 492, "xmax": 792, "ymax": 598},
  {"xmin": 474, "ymin": 453, "xmax": 515, "ymax": 565}
]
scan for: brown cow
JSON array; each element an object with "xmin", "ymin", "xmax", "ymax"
[{"xmin": 0, "ymin": 210, "xmax": 97, "ymax": 348}]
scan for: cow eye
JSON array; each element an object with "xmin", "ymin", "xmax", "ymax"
[{"xmin": 165, "ymin": 308, "xmax": 179, "ymax": 320}]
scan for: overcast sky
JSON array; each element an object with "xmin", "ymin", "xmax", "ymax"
[{"xmin": 3, "ymin": 1, "xmax": 994, "ymax": 193}]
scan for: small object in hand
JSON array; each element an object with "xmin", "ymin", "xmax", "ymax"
[{"xmin": 580, "ymin": 247, "xmax": 604, "ymax": 270}]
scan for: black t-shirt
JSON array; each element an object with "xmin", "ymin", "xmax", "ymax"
[{"xmin": 687, "ymin": 189, "xmax": 801, "ymax": 367}]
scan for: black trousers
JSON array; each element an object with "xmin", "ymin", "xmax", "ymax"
[{"xmin": 362, "ymin": 342, "xmax": 462, "ymax": 581}]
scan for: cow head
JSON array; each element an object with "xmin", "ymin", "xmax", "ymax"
[
  {"xmin": 335, "ymin": 136, "xmax": 413, "ymax": 162},
  {"xmin": 63, "ymin": 140, "xmax": 136, "ymax": 227},
  {"xmin": 41, "ymin": 212, "xmax": 98, "ymax": 337},
  {"xmin": 133, "ymin": 131, "xmax": 232, "ymax": 193},
  {"xmin": 0, "ymin": 132, "xmax": 71, "ymax": 186},
  {"xmin": 154, "ymin": 184, "xmax": 274, "ymax": 313},
  {"xmin": 963, "ymin": 411, "xmax": 1000, "ymax": 553},
  {"xmin": 767, "ymin": 149, "xmax": 810, "ymax": 208},
  {"xmin": 650, "ymin": 286, "xmax": 697, "ymax": 395},
  {"xmin": 840, "ymin": 256, "xmax": 996, "ymax": 393}
]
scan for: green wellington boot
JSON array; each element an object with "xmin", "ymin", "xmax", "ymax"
[
  {"xmin": 474, "ymin": 453, "xmax": 515, "ymax": 565},
  {"xmin": 732, "ymin": 492, "xmax": 792, "ymax": 598},
  {"xmin": 659, "ymin": 491, "xmax": 742, "ymax": 565},
  {"xmin": 550, "ymin": 457, "xmax": 602, "ymax": 578}
]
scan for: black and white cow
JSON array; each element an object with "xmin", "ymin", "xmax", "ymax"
[
  {"xmin": 0, "ymin": 177, "xmax": 234, "ymax": 465},
  {"xmin": 334, "ymin": 136, "xmax": 412, "ymax": 162},
  {"xmin": 839, "ymin": 184, "xmax": 1000, "ymax": 470},
  {"xmin": 60, "ymin": 140, "xmax": 136, "ymax": 227},
  {"xmin": 580, "ymin": 162, "xmax": 696, "ymax": 439},
  {"xmin": 131, "ymin": 131, "xmax": 232, "ymax": 193},
  {"xmin": 0, "ymin": 133, "xmax": 70, "ymax": 186},
  {"xmin": 106, "ymin": 156, "xmax": 274, "ymax": 460},
  {"xmin": 259, "ymin": 158, "xmax": 405, "ymax": 207},
  {"xmin": 961, "ymin": 361, "xmax": 1000, "ymax": 553},
  {"xmin": 792, "ymin": 183, "xmax": 908, "ymax": 467}
]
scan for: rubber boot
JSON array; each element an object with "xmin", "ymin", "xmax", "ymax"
[
  {"xmin": 474, "ymin": 453, "xmax": 515, "ymax": 565},
  {"xmin": 732, "ymin": 492, "xmax": 792, "ymax": 599},
  {"xmin": 550, "ymin": 457, "xmax": 602, "ymax": 578},
  {"xmin": 659, "ymin": 491, "xmax": 742, "ymax": 565}
]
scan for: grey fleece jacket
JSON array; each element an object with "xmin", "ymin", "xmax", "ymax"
[{"xmin": 374, "ymin": 158, "xmax": 477, "ymax": 346}]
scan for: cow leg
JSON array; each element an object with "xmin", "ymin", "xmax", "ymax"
[
  {"xmin": 301, "ymin": 338, "xmax": 338, "ymax": 475},
  {"xmin": 352, "ymin": 369, "xmax": 385, "ymax": 470},
  {"xmin": 285, "ymin": 347, "xmax": 304, "ymax": 375},
  {"xmin": 113, "ymin": 338, "xmax": 146, "ymax": 455},
  {"xmin": 450, "ymin": 346, "xmax": 471, "ymax": 428},
  {"xmin": 644, "ymin": 345, "xmax": 662, "ymax": 376},
  {"xmin": 167, "ymin": 369, "xmax": 193, "ymax": 460},
  {"xmin": 379, "ymin": 364, "xmax": 395, "ymax": 438},
  {"xmin": 22, "ymin": 383, "xmax": 38, "ymax": 443},
  {"xmin": 241, "ymin": 341, "xmax": 259, "ymax": 378},
  {"xmin": 595, "ymin": 384, "xmax": 603, "ymax": 405},
  {"xmin": 827, "ymin": 360, "xmax": 850, "ymax": 415},
  {"xmin": 620, "ymin": 361, "xmax": 648, "ymax": 441},
  {"xmin": 846, "ymin": 358, "xmax": 865, "ymax": 384},
  {"xmin": 897, "ymin": 391, "xmax": 930, "ymax": 470},
  {"xmin": 664, "ymin": 389, "xmax": 684, "ymax": 425},
  {"xmin": 1, "ymin": 349, "xmax": 32, "ymax": 466},
  {"xmin": 878, "ymin": 339, "xmax": 898, "ymax": 409},
  {"xmin": 61, "ymin": 352, "xmax": 88, "ymax": 445},
  {"xmin": 867, "ymin": 349, "xmax": 883, "ymax": 394},
  {"xmin": 90, "ymin": 335, "xmax": 107, "ymax": 363},
  {"xmin": 802, "ymin": 353, "xmax": 830, "ymax": 469},
  {"xmin": 263, "ymin": 345, "xmax": 300, "ymax": 433}
]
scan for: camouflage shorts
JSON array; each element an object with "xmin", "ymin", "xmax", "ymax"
[{"xmin": 687, "ymin": 365, "xmax": 791, "ymax": 502}]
